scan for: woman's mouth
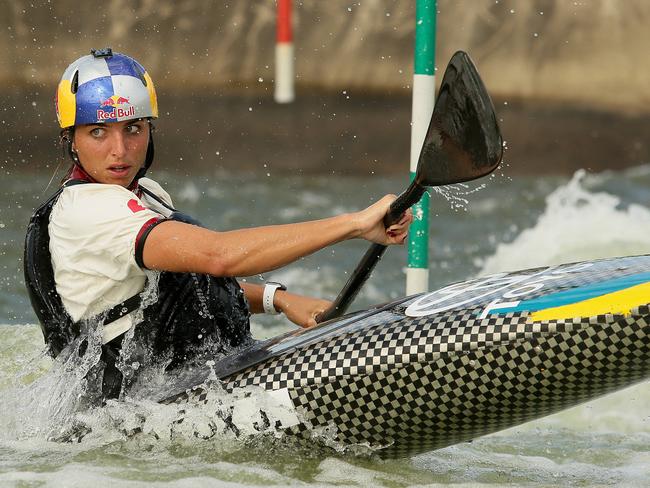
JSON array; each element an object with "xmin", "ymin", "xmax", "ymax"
[{"xmin": 108, "ymin": 165, "xmax": 131, "ymax": 177}]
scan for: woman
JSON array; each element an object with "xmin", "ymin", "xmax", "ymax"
[{"xmin": 25, "ymin": 48, "xmax": 412, "ymax": 400}]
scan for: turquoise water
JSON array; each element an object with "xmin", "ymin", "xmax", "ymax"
[{"xmin": 1, "ymin": 164, "xmax": 650, "ymax": 486}]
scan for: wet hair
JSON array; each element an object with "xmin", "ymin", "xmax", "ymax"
[{"xmin": 58, "ymin": 127, "xmax": 77, "ymax": 183}]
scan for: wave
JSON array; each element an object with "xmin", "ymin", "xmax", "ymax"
[{"xmin": 479, "ymin": 169, "xmax": 650, "ymax": 275}]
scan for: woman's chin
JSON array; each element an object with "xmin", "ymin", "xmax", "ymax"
[{"xmin": 101, "ymin": 171, "xmax": 137, "ymax": 186}]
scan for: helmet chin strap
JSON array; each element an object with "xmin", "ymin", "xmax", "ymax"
[{"xmin": 134, "ymin": 124, "xmax": 155, "ymax": 182}]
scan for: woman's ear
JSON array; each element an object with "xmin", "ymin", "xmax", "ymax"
[{"xmin": 59, "ymin": 130, "xmax": 71, "ymax": 144}]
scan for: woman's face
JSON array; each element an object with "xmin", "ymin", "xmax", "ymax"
[{"xmin": 73, "ymin": 119, "xmax": 149, "ymax": 186}]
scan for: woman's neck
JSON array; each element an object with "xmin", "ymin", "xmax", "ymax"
[{"xmin": 68, "ymin": 164, "xmax": 140, "ymax": 191}]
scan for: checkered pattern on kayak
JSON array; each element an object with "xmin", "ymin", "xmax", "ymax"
[
  {"xmin": 168, "ymin": 256, "xmax": 650, "ymax": 457},
  {"xmin": 172, "ymin": 306, "xmax": 650, "ymax": 457}
]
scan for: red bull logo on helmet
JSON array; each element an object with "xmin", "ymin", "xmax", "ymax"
[{"xmin": 97, "ymin": 95, "xmax": 135, "ymax": 121}]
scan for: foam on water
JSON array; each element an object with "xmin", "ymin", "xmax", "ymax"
[
  {"xmin": 412, "ymin": 432, "xmax": 650, "ymax": 486},
  {"xmin": 0, "ymin": 323, "xmax": 364, "ymax": 466},
  {"xmin": 479, "ymin": 169, "xmax": 650, "ymax": 275},
  {"xmin": 0, "ymin": 455, "xmax": 303, "ymax": 487}
]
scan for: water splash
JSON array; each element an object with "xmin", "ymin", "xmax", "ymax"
[
  {"xmin": 433, "ymin": 182, "xmax": 489, "ymax": 212},
  {"xmin": 0, "ymin": 323, "xmax": 358, "ymax": 459},
  {"xmin": 479, "ymin": 169, "xmax": 650, "ymax": 275},
  {"xmin": 0, "ymin": 325, "xmax": 105, "ymax": 440},
  {"xmin": 433, "ymin": 168, "xmax": 507, "ymax": 212}
]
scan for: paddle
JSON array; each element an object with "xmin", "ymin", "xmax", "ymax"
[{"xmin": 316, "ymin": 51, "xmax": 503, "ymax": 323}]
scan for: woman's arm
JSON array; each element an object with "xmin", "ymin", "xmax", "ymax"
[
  {"xmin": 239, "ymin": 282, "xmax": 331, "ymax": 328},
  {"xmin": 141, "ymin": 194, "xmax": 411, "ymax": 277}
]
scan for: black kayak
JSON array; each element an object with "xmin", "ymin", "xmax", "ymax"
[{"xmin": 160, "ymin": 254, "xmax": 650, "ymax": 457}]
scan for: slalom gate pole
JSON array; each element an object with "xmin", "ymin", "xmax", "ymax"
[
  {"xmin": 274, "ymin": 0, "xmax": 294, "ymax": 103},
  {"xmin": 406, "ymin": 0, "xmax": 436, "ymax": 295}
]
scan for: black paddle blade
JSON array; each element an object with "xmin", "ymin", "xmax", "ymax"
[
  {"xmin": 416, "ymin": 51, "xmax": 503, "ymax": 186},
  {"xmin": 317, "ymin": 51, "xmax": 503, "ymax": 324}
]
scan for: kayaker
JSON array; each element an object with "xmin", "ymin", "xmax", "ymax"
[{"xmin": 24, "ymin": 48, "xmax": 412, "ymax": 401}]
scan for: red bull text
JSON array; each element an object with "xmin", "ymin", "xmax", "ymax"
[{"xmin": 97, "ymin": 96, "xmax": 134, "ymax": 120}]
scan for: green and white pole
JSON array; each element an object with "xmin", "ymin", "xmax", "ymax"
[{"xmin": 406, "ymin": 0, "xmax": 436, "ymax": 295}]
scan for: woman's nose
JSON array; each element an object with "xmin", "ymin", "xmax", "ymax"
[{"xmin": 109, "ymin": 132, "xmax": 127, "ymax": 157}]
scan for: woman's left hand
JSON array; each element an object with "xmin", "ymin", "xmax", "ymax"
[{"xmin": 274, "ymin": 291, "xmax": 332, "ymax": 328}]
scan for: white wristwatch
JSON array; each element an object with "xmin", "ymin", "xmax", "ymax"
[{"xmin": 263, "ymin": 281, "xmax": 287, "ymax": 315}]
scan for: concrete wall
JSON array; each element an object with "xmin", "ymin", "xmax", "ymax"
[{"xmin": 2, "ymin": 0, "xmax": 649, "ymax": 112}]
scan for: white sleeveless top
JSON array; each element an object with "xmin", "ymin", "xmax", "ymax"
[{"xmin": 49, "ymin": 177, "xmax": 173, "ymax": 343}]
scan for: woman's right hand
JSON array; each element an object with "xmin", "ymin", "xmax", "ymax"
[{"xmin": 353, "ymin": 194, "xmax": 413, "ymax": 246}]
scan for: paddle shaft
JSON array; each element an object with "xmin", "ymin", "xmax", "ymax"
[
  {"xmin": 315, "ymin": 52, "xmax": 503, "ymax": 324},
  {"xmin": 317, "ymin": 180, "xmax": 425, "ymax": 323}
]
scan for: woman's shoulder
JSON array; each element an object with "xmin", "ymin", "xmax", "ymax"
[
  {"xmin": 138, "ymin": 177, "xmax": 174, "ymax": 209},
  {"xmin": 59, "ymin": 182, "xmax": 134, "ymax": 205},
  {"xmin": 52, "ymin": 183, "xmax": 150, "ymax": 224},
  {"xmin": 137, "ymin": 177, "xmax": 165, "ymax": 194}
]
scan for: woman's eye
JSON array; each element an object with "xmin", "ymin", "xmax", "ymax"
[
  {"xmin": 90, "ymin": 128, "xmax": 104, "ymax": 137},
  {"xmin": 126, "ymin": 124, "xmax": 142, "ymax": 134}
]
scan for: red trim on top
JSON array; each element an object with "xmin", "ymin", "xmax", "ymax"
[
  {"xmin": 135, "ymin": 217, "xmax": 162, "ymax": 253},
  {"xmin": 69, "ymin": 164, "xmax": 96, "ymax": 182},
  {"xmin": 136, "ymin": 217, "xmax": 162, "ymax": 246},
  {"xmin": 68, "ymin": 164, "xmax": 140, "ymax": 191}
]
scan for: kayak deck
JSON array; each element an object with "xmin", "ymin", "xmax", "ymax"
[{"xmin": 165, "ymin": 255, "xmax": 650, "ymax": 457}]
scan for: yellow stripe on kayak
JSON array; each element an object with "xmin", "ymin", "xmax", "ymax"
[{"xmin": 531, "ymin": 282, "xmax": 650, "ymax": 322}]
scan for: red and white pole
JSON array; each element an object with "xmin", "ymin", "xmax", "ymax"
[{"xmin": 274, "ymin": 0, "xmax": 294, "ymax": 103}]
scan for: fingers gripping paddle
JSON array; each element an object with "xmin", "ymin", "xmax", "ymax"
[{"xmin": 316, "ymin": 51, "xmax": 503, "ymax": 324}]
